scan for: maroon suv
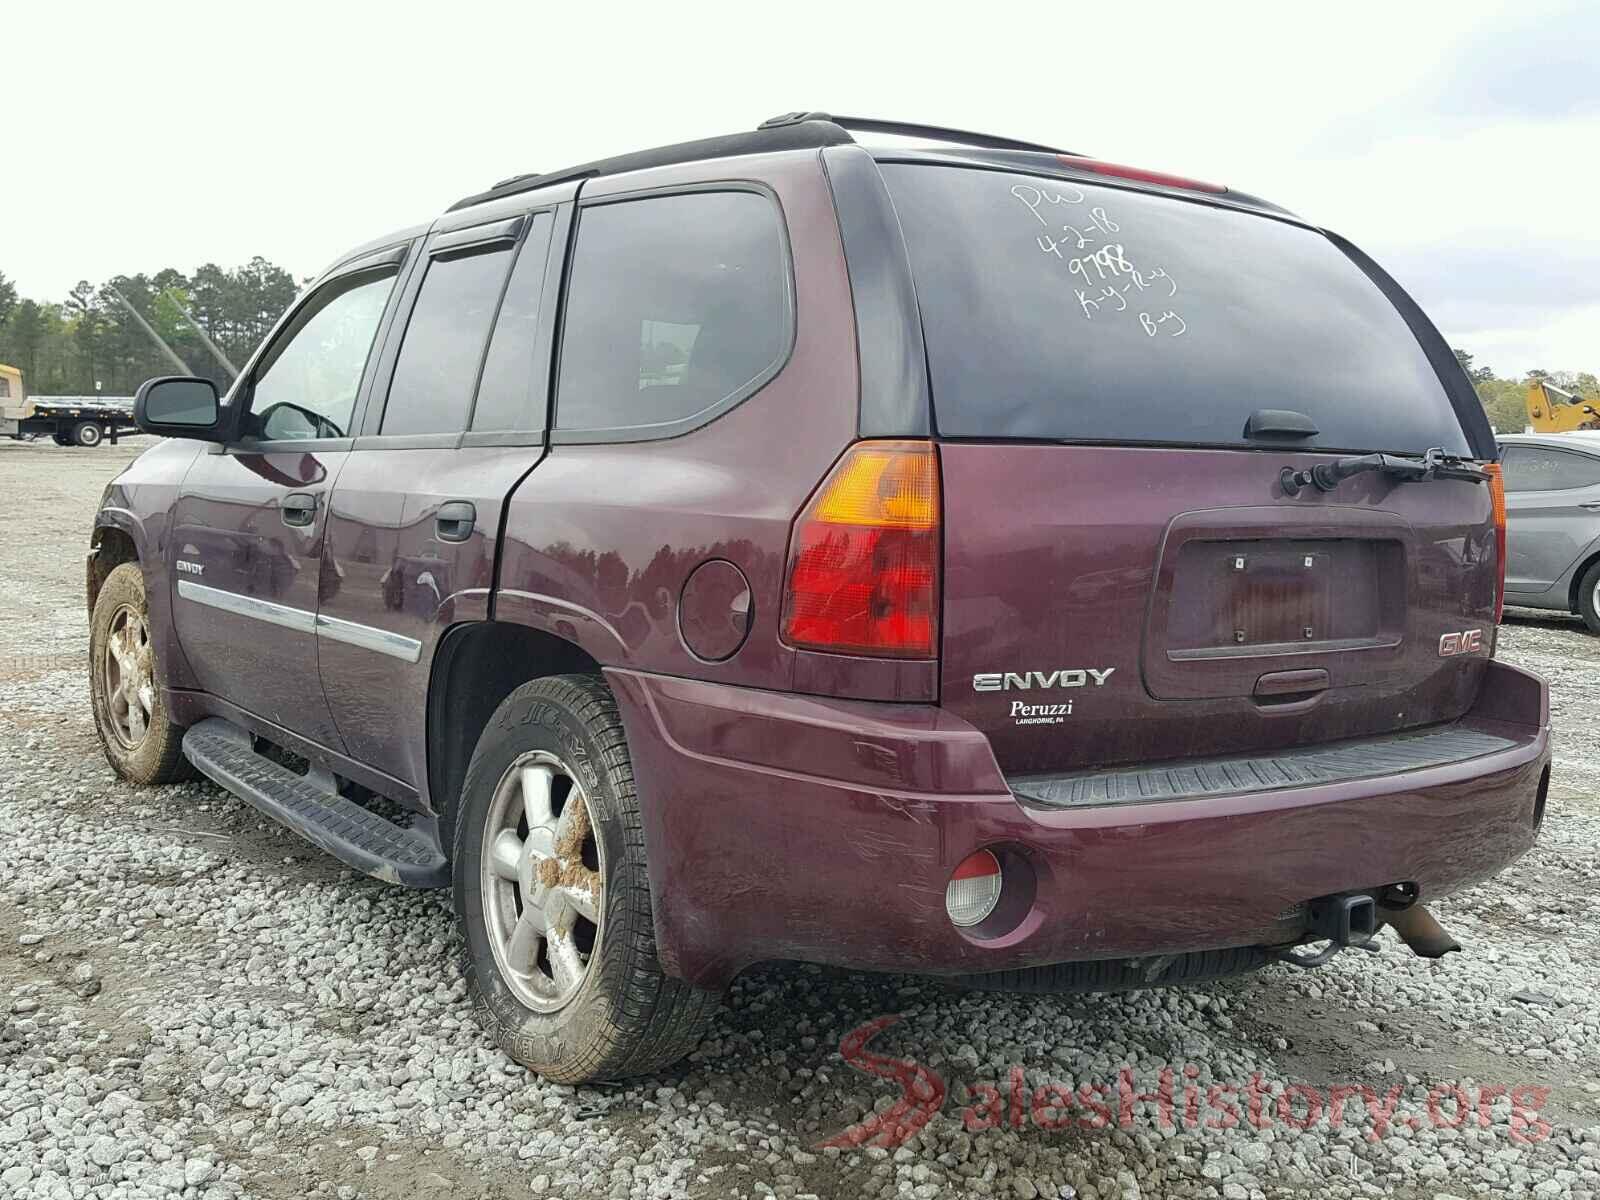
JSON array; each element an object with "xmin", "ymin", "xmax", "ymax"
[{"xmin": 91, "ymin": 113, "xmax": 1550, "ymax": 1083}]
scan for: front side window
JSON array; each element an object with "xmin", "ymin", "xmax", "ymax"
[
  {"xmin": 555, "ymin": 190, "xmax": 789, "ymax": 436},
  {"xmin": 246, "ymin": 268, "xmax": 397, "ymax": 441},
  {"xmin": 0, "ymin": 378, "xmax": 10, "ymax": 398},
  {"xmin": 1501, "ymin": 445, "xmax": 1600, "ymax": 492},
  {"xmin": 381, "ymin": 244, "xmax": 514, "ymax": 436}
]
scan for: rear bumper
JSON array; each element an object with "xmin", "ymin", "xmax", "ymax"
[{"xmin": 607, "ymin": 661, "xmax": 1550, "ymax": 990}]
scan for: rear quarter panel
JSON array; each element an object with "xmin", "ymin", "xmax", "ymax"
[{"xmin": 496, "ymin": 150, "xmax": 864, "ymax": 693}]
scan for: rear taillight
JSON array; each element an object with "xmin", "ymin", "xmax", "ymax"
[
  {"xmin": 1485, "ymin": 462, "xmax": 1508, "ymax": 624},
  {"xmin": 781, "ymin": 440, "xmax": 940, "ymax": 658},
  {"xmin": 1055, "ymin": 155, "xmax": 1227, "ymax": 194}
]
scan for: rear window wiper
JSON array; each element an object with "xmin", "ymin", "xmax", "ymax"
[{"xmin": 1280, "ymin": 447, "xmax": 1488, "ymax": 496}]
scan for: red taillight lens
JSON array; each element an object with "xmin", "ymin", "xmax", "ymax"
[
  {"xmin": 781, "ymin": 440, "xmax": 940, "ymax": 658},
  {"xmin": 1485, "ymin": 462, "xmax": 1508, "ymax": 624},
  {"xmin": 1055, "ymin": 155, "xmax": 1227, "ymax": 194}
]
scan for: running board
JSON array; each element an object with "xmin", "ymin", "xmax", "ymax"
[{"xmin": 181, "ymin": 718, "xmax": 449, "ymax": 888}]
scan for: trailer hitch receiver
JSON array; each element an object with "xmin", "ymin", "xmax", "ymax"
[{"xmin": 1271, "ymin": 892, "xmax": 1381, "ymax": 969}]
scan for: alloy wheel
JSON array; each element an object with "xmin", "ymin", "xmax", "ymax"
[
  {"xmin": 480, "ymin": 751, "xmax": 604, "ymax": 1012},
  {"xmin": 102, "ymin": 604, "xmax": 154, "ymax": 748}
]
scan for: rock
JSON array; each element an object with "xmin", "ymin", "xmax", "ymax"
[
  {"xmin": 1, "ymin": 1165, "xmax": 33, "ymax": 1188},
  {"xmin": 88, "ymin": 1136, "xmax": 124, "ymax": 1167},
  {"xmin": 1511, "ymin": 988, "xmax": 1559, "ymax": 1008}
]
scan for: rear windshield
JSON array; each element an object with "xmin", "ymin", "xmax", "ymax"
[{"xmin": 880, "ymin": 164, "xmax": 1470, "ymax": 455}]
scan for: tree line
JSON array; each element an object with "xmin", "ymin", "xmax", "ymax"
[
  {"xmin": 0, "ymin": 262, "xmax": 1592, "ymax": 432},
  {"xmin": 1453, "ymin": 349, "xmax": 1598, "ymax": 434},
  {"xmin": 0, "ymin": 261, "xmax": 300, "ymax": 397}
]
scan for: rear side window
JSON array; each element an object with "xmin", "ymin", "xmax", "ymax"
[
  {"xmin": 555, "ymin": 191, "xmax": 789, "ymax": 438},
  {"xmin": 381, "ymin": 245, "xmax": 513, "ymax": 436},
  {"xmin": 472, "ymin": 213, "xmax": 555, "ymax": 432},
  {"xmin": 1501, "ymin": 446, "xmax": 1600, "ymax": 492},
  {"xmin": 880, "ymin": 164, "xmax": 1471, "ymax": 455}
]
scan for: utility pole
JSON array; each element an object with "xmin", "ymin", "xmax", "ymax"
[
  {"xmin": 104, "ymin": 286, "xmax": 192, "ymax": 376},
  {"xmin": 162, "ymin": 289, "xmax": 239, "ymax": 380}
]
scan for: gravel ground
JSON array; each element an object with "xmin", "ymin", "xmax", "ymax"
[{"xmin": 1, "ymin": 436, "xmax": 1597, "ymax": 1200}]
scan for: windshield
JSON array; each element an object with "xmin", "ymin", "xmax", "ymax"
[{"xmin": 879, "ymin": 163, "xmax": 1471, "ymax": 455}]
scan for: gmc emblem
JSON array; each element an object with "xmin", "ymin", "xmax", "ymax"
[{"xmin": 1439, "ymin": 629, "xmax": 1484, "ymax": 657}]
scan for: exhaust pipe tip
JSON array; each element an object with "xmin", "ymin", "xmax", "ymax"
[{"xmin": 1382, "ymin": 902, "xmax": 1461, "ymax": 959}]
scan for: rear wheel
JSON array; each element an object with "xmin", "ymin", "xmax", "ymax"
[
  {"xmin": 73, "ymin": 421, "xmax": 104, "ymax": 447},
  {"xmin": 52, "ymin": 431, "xmax": 71, "ymax": 446},
  {"xmin": 1578, "ymin": 560, "xmax": 1600, "ymax": 635},
  {"xmin": 89, "ymin": 562, "xmax": 193, "ymax": 783},
  {"xmin": 452, "ymin": 674, "xmax": 718, "ymax": 1083}
]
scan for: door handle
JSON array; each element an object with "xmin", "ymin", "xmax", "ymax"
[
  {"xmin": 1580, "ymin": 502, "xmax": 1600, "ymax": 511},
  {"xmin": 281, "ymin": 492, "xmax": 318, "ymax": 528},
  {"xmin": 435, "ymin": 500, "xmax": 476, "ymax": 543}
]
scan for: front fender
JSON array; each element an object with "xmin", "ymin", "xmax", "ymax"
[{"xmin": 90, "ymin": 437, "xmax": 207, "ymax": 692}]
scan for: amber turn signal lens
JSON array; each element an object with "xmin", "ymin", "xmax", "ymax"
[
  {"xmin": 781, "ymin": 440, "xmax": 940, "ymax": 658},
  {"xmin": 1484, "ymin": 462, "xmax": 1508, "ymax": 624}
]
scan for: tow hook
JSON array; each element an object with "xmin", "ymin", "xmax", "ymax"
[{"xmin": 1270, "ymin": 892, "xmax": 1381, "ymax": 969}]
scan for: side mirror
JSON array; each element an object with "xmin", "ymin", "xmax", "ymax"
[{"xmin": 134, "ymin": 376, "xmax": 223, "ymax": 441}]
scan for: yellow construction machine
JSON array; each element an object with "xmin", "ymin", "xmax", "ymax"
[{"xmin": 1525, "ymin": 380, "xmax": 1600, "ymax": 433}]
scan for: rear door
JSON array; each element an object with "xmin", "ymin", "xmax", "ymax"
[
  {"xmin": 317, "ymin": 202, "xmax": 568, "ymax": 791},
  {"xmin": 168, "ymin": 252, "xmax": 406, "ymax": 746},
  {"xmin": 877, "ymin": 161, "xmax": 1497, "ymax": 776},
  {"xmin": 1500, "ymin": 442, "xmax": 1600, "ymax": 595}
]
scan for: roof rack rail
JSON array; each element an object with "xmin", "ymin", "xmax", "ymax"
[
  {"xmin": 448, "ymin": 112, "xmax": 1079, "ymax": 212},
  {"xmin": 758, "ymin": 111, "xmax": 1077, "ymax": 157},
  {"xmin": 447, "ymin": 119, "xmax": 855, "ymax": 212}
]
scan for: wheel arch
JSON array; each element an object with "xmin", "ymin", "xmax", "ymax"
[
  {"xmin": 1567, "ymin": 546, "xmax": 1600, "ymax": 614},
  {"xmin": 426, "ymin": 621, "xmax": 602, "ymax": 837},
  {"xmin": 88, "ymin": 519, "xmax": 142, "ymax": 617}
]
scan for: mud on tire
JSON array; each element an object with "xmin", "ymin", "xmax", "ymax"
[
  {"xmin": 89, "ymin": 561, "xmax": 194, "ymax": 784},
  {"xmin": 452, "ymin": 673, "xmax": 719, "ymax": 1083}
]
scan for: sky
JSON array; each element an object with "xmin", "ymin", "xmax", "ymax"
[{"xmin": 5, "ymin": 0, "xmax": 1597, "ymax": 378}]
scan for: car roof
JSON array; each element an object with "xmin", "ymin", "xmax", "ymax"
[
  {"xmin": 324, "ymin": 114, "xmax": 1301, "ymax": 287},
  {"xmin": 1498, "ymin": 431, "xmax": 1600, "ymax": 451},
  {"xmin": 444, "ymin": 112, "xmax": 1294, "ymax": 221}
]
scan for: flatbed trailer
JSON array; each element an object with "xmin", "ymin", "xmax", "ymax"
[{"xmin": 1, "ymin": 395, "xmax": 139, "ymax": 447}]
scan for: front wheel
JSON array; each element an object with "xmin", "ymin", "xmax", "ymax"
[
  {"xmin": 452, "ymin": 674, "xmax": 718, "ymax": 1083},
  {"xmin": 89, "ymin": 562, "xmax": 193, "ymax": 783},
  {"xmin": 1578, "ymin": 560, "xmax": 1600, "ymax": 635}
]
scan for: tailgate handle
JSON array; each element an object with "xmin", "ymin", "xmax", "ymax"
[{"xmin": 1254, "ymin": 668, "xmax": 1329, "ymax": 703}]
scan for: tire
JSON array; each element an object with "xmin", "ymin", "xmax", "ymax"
[
  {"xmin": 73, "ymin": 421, "xmax": 104, "ymax": 447},
  {"xmin": 52, "ymin": 432, "xmax": 71, "ymax": 446},
  {"xmin": 1579, "ymin": 560, "xmax": 1600, "ymax": 635},
  {"xmin": 89, "ymin": 562, "xmax": 194, "ymax": 784},
  {"xmin": 452, "ymin": 673, "xmax": 718, "ymax": 1083}
]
